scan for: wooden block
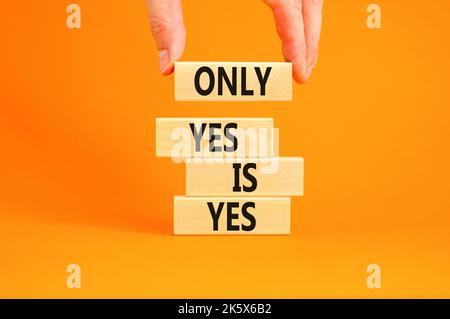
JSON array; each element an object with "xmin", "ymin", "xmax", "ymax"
[
  {"xmin": 174, "ymin": 196, "xmax": 290, "ymax": 235},
  {"xmin": 175, "ymin": 62, "xmax": 292, "ymax": 101},
  {"xmin": 156, "ymin": 118, "xmax": 276, "ymax": 158},
  {"xmin": 186, "ymin": 157, "xmax": 303, "ymax": 196}
]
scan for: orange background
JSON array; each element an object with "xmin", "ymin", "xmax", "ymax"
[{"xmin": 1, "ymin": 0, "xmax": 450, "ymax": 298}]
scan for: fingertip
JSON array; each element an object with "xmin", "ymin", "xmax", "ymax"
[
  {"xmin": 291, "ymin": 59, "xmax": 308, "ymax": 84},
  {"xmin": 280, "ymin": 35, "xmax": 308, "ymax": 84},
  {"xmin": 303, "ymin": 53, "xmax": 318, "ymax": 82},
  {"xmin": 293, "ymin": 70, "xmax": 308, "ymax": 84},
  {"xmin": 147, "ymin": 0, "xmax": 186, "ymax": 76},
  {"xmin": 158, "ymin": 50, "xmax": 170, "ymax": 74},
  {"xmin": 157, "ymin": 31, "xmax": 185, "ymax": 76},
  {"xmin": 161, "ymin": 63, "xmax": 174, "ymax": 76}
]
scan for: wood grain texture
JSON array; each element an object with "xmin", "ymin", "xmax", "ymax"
[
  {"xmin": 156, "ymin": 118, "xmax": 275, "ymax": 158},
  {"xmin": 186, "ymin": 157, "xmax": 303, "ymax": 196},
  {"xmin": 174, "ymin": 196, "xmax": 290, "ymax": 235},
  {"xmin": 175, "ymin": 62, "xmax": 292, "ymax": 101}
]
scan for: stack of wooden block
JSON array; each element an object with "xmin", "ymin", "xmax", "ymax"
[{"xmin": 156, "ymin": 62, "xmax": 304, "ymax": 235}]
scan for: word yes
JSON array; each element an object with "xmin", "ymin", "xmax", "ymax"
[
  {"xmin": 189, "ymin": 122, "xmax": 238, "ymax": 152},
  {"xmin": 208, "ymin": 201, "xmax": 256, "ymax": 232}
]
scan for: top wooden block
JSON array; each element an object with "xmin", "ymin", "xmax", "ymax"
[{"xmin": 175, "ymin": 62, "xmax": 292, "ymax": 101}]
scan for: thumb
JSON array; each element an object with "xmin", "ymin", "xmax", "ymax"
[
  {"xmin": 263, "ymin": 0, "xmax": 308, "ymax": 83},
  {"xmin": 146, "ymin": 0, "xmax": 186, "ymax": 75}
]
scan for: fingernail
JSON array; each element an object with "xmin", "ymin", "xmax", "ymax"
[
  {"xmin": 305, "ymin": 65, "xmax": 313, "ymax": 80},
  {"xmin": 306, "ymin": 54, "xmax": 318, "ymax": 79},
  {"xmin": 299, "ymin": 60, "xmax": 308, "ymax": 83},
  {"xmin": 158, "ymin": 50, "xmax": 169, "ymax": 74}
]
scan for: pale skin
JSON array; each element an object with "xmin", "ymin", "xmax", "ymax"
[{"xmin": 146, "ymin": 0, "xmax": 323, "ymax": 84}]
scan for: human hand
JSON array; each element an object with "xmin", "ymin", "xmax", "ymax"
[{"xmin": 146, "ymin": 0, "xmax": 323, "ymax": 83}]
